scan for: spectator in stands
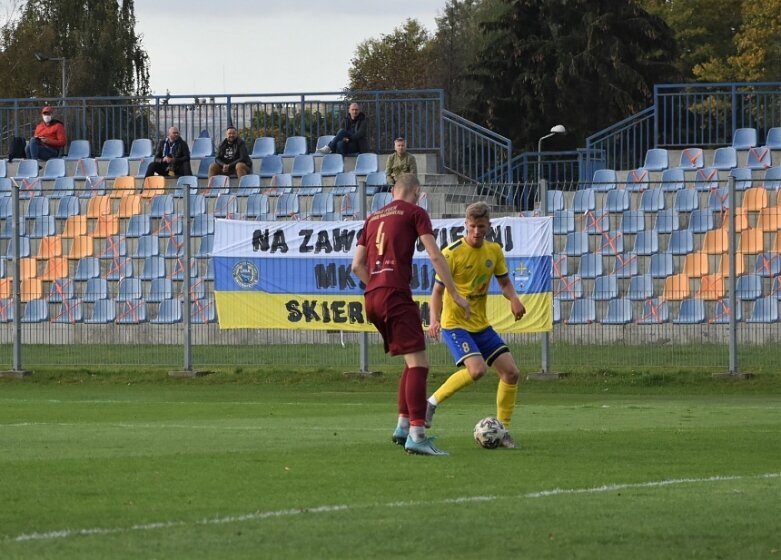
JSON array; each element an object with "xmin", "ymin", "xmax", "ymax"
[
  {"xmin": 317, "ymin": 102, "xmax": 368, "ymax": 155},
  {"xmin": 26, "ymin": 106, "xmax": 67, "ymax": 161},
  {"xmin": 208, "ymin": 126, "xmax": 252, "ymax": 178},
  {"xmin": 385, "ymin": 137, "xmax": 418, "ymax": 186},
  {"xmin": 146, "ymin": 126, "xmax": 192, "ymax": 177}
]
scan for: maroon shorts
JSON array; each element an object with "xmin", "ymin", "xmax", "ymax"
[{"xmin": 365, "ymin": 287, "xmax": 425, "ymax": 356}]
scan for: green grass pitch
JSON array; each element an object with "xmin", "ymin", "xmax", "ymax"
[{"xmin": 0, "ymin": 369, "xmax": 779, "ymax": 559}]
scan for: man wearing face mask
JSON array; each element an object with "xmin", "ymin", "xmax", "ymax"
[{"xmin": 26, "ymin": 106, "xmax": 67, "ymax": 161}]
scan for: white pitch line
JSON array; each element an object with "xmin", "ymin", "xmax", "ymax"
[{"xmin": 7, "ymin": 472, "xmax": 779, "ymax": 544}]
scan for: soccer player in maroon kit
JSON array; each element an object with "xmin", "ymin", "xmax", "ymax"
[{"xmin": 352, "ymin": 174, "xmax": 470, "ymax": 455}]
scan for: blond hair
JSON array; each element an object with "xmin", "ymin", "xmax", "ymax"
[{"xmin": 466, "ymin": 201, "xmax": 491, "ymax": 221}]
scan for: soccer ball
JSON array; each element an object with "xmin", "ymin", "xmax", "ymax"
[{"xmin": 473, "ymin": 417, "xmax": 506, "ymax": 449}]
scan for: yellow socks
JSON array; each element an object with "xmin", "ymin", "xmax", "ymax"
[
  {"xmin": 496, "ymin": 379, "xmax": 518, "ymax": 427},
  {"xmin": 432, "ymin": 369, "xmax": 473, "ymax": 405}
]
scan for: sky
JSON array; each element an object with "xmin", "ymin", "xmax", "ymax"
[{"xmin": 133, "ymin": 0, "xmax": 446, "ymax": 97}]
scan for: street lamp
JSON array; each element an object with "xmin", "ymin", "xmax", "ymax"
[
  {"xmin": 537, "ymin": 124, "xmax": 566, "ymax": 379},
  {"xmin": 34, "ymin": 52, "xmax": 68, "ymax": 103}
]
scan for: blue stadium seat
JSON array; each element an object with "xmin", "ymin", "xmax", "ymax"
[
  {"xmin": 191, "ymin": 214, "xmax": 215, "ymax": 237},
  {"xmin": 638, "ymin": 297, "xmax": 669, "ymax": 324},
  {"xmin": 135, "ymin": 156, "xmax": 154, "ymax": 179},
  {"xmin": 552, "ymin": 254, "xmax": 568, "ymax": 278},
  {"xmin": 237, "ymin": 174, "xmax": 261, "ymax": 197},
  {"xmin": 688, "ymin": 209, "xmax": 714, "ymax": 233},
  {"xmin": 370, "ymin": 192, "xmax": 392, "ymax": 213},
  {"xmin": 204, "ymin": 175, "xmax": 229, "ymax": 197},
  {"xmin": 105, "ymin": 157, "xmax": 129, "ymax": 179},
  {"xmin": 48, "ymin": 277, "xmax": 74, "ymax": 302},
  {"xmin": 275, "ymin": 193, "xmax": 300, "ymax": 219},
  {"xmin": 26, "ymin": 195, "xmax": 50, "ymax": 218},
  {"xmin": 694, "ymin": 167, "xmax": 719, "ymax": 191},
  {"xmin": 196, "ymin": 157, "xmax": 215, "ymax": 179},
  {"xmin": 643, "ymin": 148, "xmax": 668, "ymax": 171},
  {"xmin": 679, "ymin": 148, "xmax": 704, "ymax": 169},
  {"xmin": 246, "ymin": 193, "xmax": 271, "ymax": 220},
  {"xmin": 592, "ymin": 274, "xmax": 618, "ymax": 301},
  {"xmin": 171, "ymin": 258, "xmax": 198, "ymax": 281},
  {"xmin": 755, "ymin": 252, "xmax": 781, "ymax": 277},
  {"xmin": 140, "ymin": 255, "xmax": 166, "ymax": 280},
  {"xmin": 42, "ymin": 158, "xmax": 66, "ymax": 179},
  {"xmin": 21, "ymin": 299, "xmax": 49, "ymax": 323},
  {"xmin": 125, "ymin": 213, "xmax": 151, "ymax": 237},
  {"xmin": 52, "ymin": 176, "xmax": 76, "ymax": 199},
  {"xmin": 2, "ymin": 222, "xmax": 27, "ymax": 244},
  {"xmin": 291, "ymin": 155, "xmax": 315, "ymax": 177},
  {"xmin": 339, "ymin": 192, "xmax": 358, "ymax": 219},
  {"xmin": 14, "ymin": 159, "xmax": 39, "ymax": 179},
  {"xmin": 729, "ymin": 167, "xmax": 753, "ymax": 191},
  {"xmin": 156, "ymin": 213, "xmax": 183, "ymax": 237},
  {"xmin": 304, "ymin": 192, "xmax": 335, "ymax": 220},
  {"xmin": 669, "ymin": 229, "xmax": 694, "ymax": 255},
  {"xmin": 298, "ymin": 173, "xmax": 323, "ymax": 195},
  {"xmin": 553, "ymin": 210, "xmax": 575, "ymax": 235},
  {"xmin": 105, "ymin": 256, "xmax": 132, "ymax": 280},
  {"xmin": 746, "ymin": 146, "xmax": 772, "ymax": 170},
  {"xmin": 195, "ymin": 235, "xmax": 213, "ymax": 258},
  {"xmin": 640, "ymin": 188, "xmax": 664, "ymax": 212},
  {"xmin": 747, "ymin": 295, "xmax": 778, "ymax": 323},
  {"xmin": 712, "ymin": 298, "xmax": 741, "ymax": 324},
  {"xmin": 763, "ymin": 166, "xmax": 781, "ymax": 190},
  {"xmin": 625, "ymin": 168, "xmax": 649, "ymax": 192},
  {"xmin": 628, "ymin": 273, "xmax": 653, "ymax": 300},
  {"xmin": 547, "ymin": 190, "xmax": 565, "ymax": 212},
  {"xmin": 251, "ymin": 137, "xmax": 276, "ymax": 159},
  {"xmin": 282, "ymin": 136, "xmax": 308, "ymax": 157},
  {"xmin": 583, "ymin": 210, "xmax": 609, "ymax": 235},
  {"xmin": 82, "ymin": 277, "xmax": 108, "ymax": 302},
  {"xmin": 53, "ymin": 298, "xmax": 83, "ymax": 323},
  {"xmin": 620, "ymin": 210, "xmax": 645, "ymax": 234},
  {"xmin": 353, "ymin": 153, "xmax": 379, "ymax": 176},
  {"xmin": 149, "ymin": 194, "xmax": 174, "ymax": 218},
  {"xmin": 649, "ymin": 252, "xmax": 674, "ymax": 278},
  {"xmin": 333, "ymin": 172, "xmax": 357, "ymax": 195},
  {"xmin": 173, "ymin": 175, "xmax": 198, "ymax": 197},
  {"xmin": 365, "ymin": 172, "xmax": 388, "ymax": 195},
  {"xmin": 572, "ymin": 188, "xmax": 596, "ymax": 213},
  {"xmin": 766, "ymin": 127, "xmax": 781, "ymax": 149},
  {"xmin": 673, "ymin": 188, "xmax": 699, "ymax": 212},
  {"xmin": 601, "ymin": 297, "xmax": 633, "ymax": 325},
  {"xmin": 151, "ymin": 299, "xmax": 182, "ymax": 324},
  {"xmin": 673, "ymin": 297, "xmax": 706, "ymax": 324},
  {"xmin": 85, "ymin": 298, "xmax": 116, "ymax": 323},
  {"xmin": 74, "ymin": 256, "xmax": 100, "ymax": 280},
  {"xmin": 263, "ymin": 173, "xmax": 293, "ymax": 196},
  {"xmin": 64, "ymin": 140, "xmax": 90, "ymax": 161},
  {"xmin": 97, "ymin": 139, "xmax": 124, "ymax": 160},
  {"xmin": 736, "ymin": 273, "xmax": 762, "ymax": 300},
  {"xmin": 258, "ymin": 155, "xmax": 284, "ymax": 178},
  {"xmin": 712, "ymin": 147, "xmax": 737, "ymax": 170},
  {"xmin": 567, "ymin": 297, "xmax": 596, "ymax": 324},
  {"xmin": 164, "ymin": 235, "xmax": 183, "ymax": 258},
  {"xmin": 73, "ymin": 158, "xmax": 98, "ymax": 181},
  {"xmin": 147, "ymin": 277, "xmax": 173, "ymax": 303},
  {"xmin": 134, "ymin": 234, "xmax": 160, "ymax": 258},
  {"xmin": 552, "ymin": 298, "xmax": 561, "ymax": 324},
  {"xmin": 660, "ymin": 167, "xmax": 685, "ymax": 192},
  {"xmin": 598, "ymin": 232, "xmax": 623, "ymax": 256},
  {"xmin": 314, "ymin": 135, "xmax": 335, "ymax": 154},
  {"xmin": 0, "ymin": 178, "xmax": 11, "ymax": 196},
  {"xmin": 117, "ymin": 277, "xmax": 143, "ymax": 301},
  {"xmin": 30, "ymin": 215, "xmax": 55, "ymax": 238},
  {"xmin": 0, "ymin": 298, "xmax": 13, "ymax": 322},
  {"xmin": 708, "ymin": 187, "xmax": 730, "ymax": 212},
  {"xmin": 214, "ymin": 193, "xmax": 239, "ymax": 218},
  {"xmin": 613, "ymin": 253, "xmax": 639, "ymax": 278},
  {"xmin": 654, "ymin": 208, "xmax": 679, "ymax": 233},
  {"xmin": 191, "ymin": 297, "xmax": 216, "ymax": 323},
  {"xmin": 578, "ymin": 253, "xmax": 603, "ymax": 280},
  {"xmin": 564, "ymin": 232, "xmax": 589, "ymax": 256},
  {"xmin": 116, "ymin": 299, "xmax": 147, "ymax": 324},
  {"xmin": 191, "ymin": 138, "xmax": 214, "ymax": 158},
  {"xmin": 591, "ymin": 169, "xmax": 617, "ymax": 192},
  {"xmin": 555, "ymin": 275, "xmax": 582, "ymax": 301},
  {"xmin": 604, "ymin": 189, "xmax": 629, "ymax": 213},
  {"xmin": 128, "ymin": 139, "xmax": 152, "ymax": 161},
  {"xmin": 319, "ymin": 154, "xmax": 344, "ymax": 177},
  {"xmin": 732, "ymin": 127, "xmax": 757, "ymax": 150}
]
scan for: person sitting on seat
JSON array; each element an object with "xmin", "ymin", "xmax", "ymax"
[
  {"xmin": 317, "ymin": 102, "xmax": 368, "ymax": 156},
  {"xmin": 26, "ymin": 106, "xmax": 67, "ymax": 161},
  {"xmin": 385, "ymin": 137, "xmax": 418, "ymax": 186},
  {"xmin": 208, "ymin": 126, "xmax": 252, "ymax": 178},
  {"xmin": 146, "ymin": 126, "xmax": 192, "ymax": 177}
]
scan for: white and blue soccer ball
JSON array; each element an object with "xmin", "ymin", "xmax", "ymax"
[{"xmin": 473, "ymin": 416, "xmax": 506, "ymax": 449}]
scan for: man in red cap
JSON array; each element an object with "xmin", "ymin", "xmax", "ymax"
[{"xmin": 26, "ymin": 106, "xmax": 67, "ymax": 161}]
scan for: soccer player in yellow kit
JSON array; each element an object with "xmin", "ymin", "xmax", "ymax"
[{"xmin": 426, "ymin": 201, "xmax": 525, "ymax": 448}]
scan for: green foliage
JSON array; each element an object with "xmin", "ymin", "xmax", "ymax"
[
  {"xmin": 469, "ymin": 0, "xmax": 680, "ymax": 150},
  {"xmin": 0, "ymin": 0, "xmax": 149, "ymax": 99}
]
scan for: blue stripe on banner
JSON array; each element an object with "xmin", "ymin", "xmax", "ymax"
[{"xmin": 214, "ymin": 255, "xmax": 552, "ymax": 296}]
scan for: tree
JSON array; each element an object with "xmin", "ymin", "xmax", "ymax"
[
  {"xmin": 0, "ymin": 0, "xmax": 149, "ymax": 99},
  {"xmin": 468, "ymin": 0, "xmax": 679, "ymax": 150},
  {"xmin": 348, "ymin": 19, "xmax": 433, "ymax": 91}
]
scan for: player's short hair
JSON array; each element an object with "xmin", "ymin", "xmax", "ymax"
[
  {"xmin": 466, "ymin": 201, "xmax": 491, "ymax": 221},
  {"xmin": 394, "ymin": 173, "xmax": 420, "ymax": 195}
]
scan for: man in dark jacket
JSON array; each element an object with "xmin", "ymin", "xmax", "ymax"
[
  {"xmin": 208, "ymin": 126, "xmax": 252, "ymax": 178},
  {"xmin": 317, "ymin": 102, "xmax": 369, "ymax": 155},
  {"xmin": 146, "ymin": 126, "xmax": 192, "ymax": 177}
]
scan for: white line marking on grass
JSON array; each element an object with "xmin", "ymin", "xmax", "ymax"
[{"xmin": 7, "ymin": 473, "xmax": 779, "ymax": 544}]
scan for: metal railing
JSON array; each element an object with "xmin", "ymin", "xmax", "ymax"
[{"xmin": 441, "ymin": 109, "xmax": 512, "ymax": 183}]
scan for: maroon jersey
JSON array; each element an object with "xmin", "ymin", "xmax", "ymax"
[{"xmin": 357, "ymin": 199, "xmax": 433, "ymax": 294}]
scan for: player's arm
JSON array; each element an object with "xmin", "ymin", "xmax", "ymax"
[
  {"xmin": 428, "ymin": 282, "xmax": 445, "ymax": 339},
  {"xmin": 420, "ymin": 233, "xmax": 470, "ymax": 320},
  {"xmin": 496, "ymin": 274, "xmax": 525, "ymax": 321},
  {"xmin": 351, "ymin": 245, "xmax": 370, "ymax": 285}
]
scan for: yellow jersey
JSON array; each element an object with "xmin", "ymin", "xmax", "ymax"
[{"xmin": 436, "ymin": 238, "xmax": 508, "ymax": 331}]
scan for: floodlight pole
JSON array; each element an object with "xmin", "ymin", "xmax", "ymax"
[{"xmin": 529, "ymin": 125, "xmax": 566, "ymax": 380}]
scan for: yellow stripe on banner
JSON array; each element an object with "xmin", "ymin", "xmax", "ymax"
[{"xmin": 215, "ymin": 291, "xmax": 553, "ymax": 333}]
